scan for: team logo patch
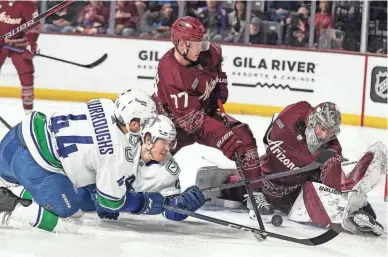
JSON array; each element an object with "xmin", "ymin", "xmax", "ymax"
[
  {"xmin": 166, "ymin": 159, "xmax": 180, "ymax": 175},
  {"xmin": 125, "ymin": 147, "xmax": 134, "ymax": 162}
]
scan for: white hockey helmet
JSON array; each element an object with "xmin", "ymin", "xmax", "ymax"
[
  {"xmin": 141, "ymin": 115, "xmax": 177, "ymax": 145},
  {"xmin": 114, "ymin": 89, "xmax": 158, "ymax": 131}
]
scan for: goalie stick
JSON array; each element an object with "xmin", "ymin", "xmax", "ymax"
[
  {"xmin": 3, "ymin": 45, "xmax": 108, "ymax": 69},
  {"xmin": 199, "ymin": 148, "xmax": 337, "ymax": 194},
  {"xmin": 164, "ymin": 204, "xmax": 341, "ymax": 246}
]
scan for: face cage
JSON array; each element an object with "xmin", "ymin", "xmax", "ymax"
[
  {"xmin": 315, "ymin": 117, "xmax": 340, "ymax": 143},
  {"xmin": 306, "ymin": 123, "xmax": 340, "ymax": 153}
]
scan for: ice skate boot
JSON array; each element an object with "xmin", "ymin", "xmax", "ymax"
[
  {"xmin": 244, "ymin": 191, "xmax": 274, "ymax": 220},
  {"xmin": 348, "ymin": 210, "xmax": 384, "ymax": 236},
  {"xmin": 0, "ymin": 187, "xmax": 31, "ymax": 226}
]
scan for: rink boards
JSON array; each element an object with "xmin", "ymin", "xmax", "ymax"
[{"xmin": 0, "ymin": 34, "xmax": 386, "ymax": 129}]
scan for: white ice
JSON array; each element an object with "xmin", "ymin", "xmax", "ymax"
[{"xmin": 0, "ymin": 98, "xmax": 386, "ymax": 257}]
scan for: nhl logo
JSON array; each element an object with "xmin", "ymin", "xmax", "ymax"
[
  {"xmin": 375, "ymin": 71, "xmax": 387, "ymax": 99},
  {"xmin": 370, "ymin": 66, "xmax": 387, "ymax": 104},
  {"xmin": 297, "ymin": 135, "xmax": 303, "ymax": 141}
]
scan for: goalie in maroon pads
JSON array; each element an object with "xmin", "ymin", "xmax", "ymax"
[
  {"xmin": 0, "ymin": 1, "xmax": 40, "ymax": 114},
  {"xmin": 152, "ymin": 16, "xmax": 269, "ymax": 214},
  {"xmin": 256, "ymin": 101, "xmax": 387, "ymax": 236}
]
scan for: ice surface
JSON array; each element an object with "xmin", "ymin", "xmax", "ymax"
[{"xmin": 0, "ymin": 98, "xmax": 386, "ymax": 257}]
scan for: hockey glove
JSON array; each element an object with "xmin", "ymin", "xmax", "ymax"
[
  {"xmin": 179, "ymin": 186, "xmax": 206, "ymax": 212},
  {"xmin": 22, "ymin": 44, "xmax": 37, "ymax": 60},
  {"xmin": 83, "ymin": 185, "xmax": 121, "ymax": 220},
  {"xmin": 130, "ymin": 192, "xmax": 165, "ymax": 215},
  {"xmin": 96, "ymin": 202, "xmax": 120, "ymax": 220},
  {"xmin": 217, "ymin": 71, "xmax": 228, "ymax": 104},
  {"xmin": 164, "ymin": 186, "xmax": 206, "ymax": 221}
]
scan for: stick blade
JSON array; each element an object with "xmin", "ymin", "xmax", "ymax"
[
  {"xmin": 304, "ymin": 224, "xmax": 342, "ymax": 246},
  {"xmin": 84, "ymin": 53, "xmax": 108, "ymax": 68}
]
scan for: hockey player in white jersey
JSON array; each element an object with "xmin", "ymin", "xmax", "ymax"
[
  {"xmin": 78, "ymin": 115, "xmax": 207, "ymax": 221},
  {"xmin": 0, "ymin": 89, "xmax": 170, "ymax": 232}
]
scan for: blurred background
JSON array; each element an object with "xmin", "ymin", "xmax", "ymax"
[{"xmin": 37, "ymin": 0, "xmax": 387, "ymax": 54}]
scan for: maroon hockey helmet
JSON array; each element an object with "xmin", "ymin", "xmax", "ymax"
[{"xmin": 171, "ymin": 16, "xmax": 209, "ymax": 51}]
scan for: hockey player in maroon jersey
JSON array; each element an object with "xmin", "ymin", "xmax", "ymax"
[
  {"xmin": 152, "ymin": 16, "xmax": 272, "ymax": 214},
  {"xmin": 254, "ymin": 101, "xmax": 387, "ymax": 236},
  {"xmin": 0, "ymin": 1, "xmax": 40, "ymax": 114}
]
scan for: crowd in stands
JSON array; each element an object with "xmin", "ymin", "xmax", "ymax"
[{"xmin": 38, "ymin": 1, "xmax": 387, "ymax": 54}]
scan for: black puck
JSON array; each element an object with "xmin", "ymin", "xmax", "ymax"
[{"xmin": 271, "ymin": 215, "xmax": 283, "ymax": 227}]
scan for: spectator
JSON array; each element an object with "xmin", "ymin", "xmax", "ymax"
[
  {"xmin": 315, "ymin": 1, "xmax": 333, "ymax": 40},
  {"xmin": 224, "ymin": 1, "xmax": 249, "ymax": 43},
  {"xmin": 107, "ymin": 1, "xmax": 139, "ymax": 36},
  {"xmin": 285, "ymin": 7, "xmax": 309, "ymax": 47},
  {"xmin": 267, "ymin": 1, "xmax": 301, "ymax": 23},
  {"xmin": 135, "ymin": 1, "xmax": 149, "ymax": 18},
  {"xmin": 73, "ymin": 1, "xmax": 109, "ymax": 35},
  {"xmin": 196, "ymin": 0, "xmax": 229, "ymax": 42},
  {"xmin": 157, "ymin": 0, "xmax": 178, "ymax": 19},
  {"xmin": 185, "ymin": 1, "xmax": 207, "ymax": 17},
  {"xmin": 249, "ymin": 17, "xmax": 265, "ymax": 45},
  {"xmin": 43, "ymin": 1, "xmax": 86, "ymax": 33},
  {"xmin": 317, "ymin": 22, "xmax": 345, "ymax": 50},
  {"xmin": 139, "ymin": 2, "xmax": 173, "ymax": 38}
]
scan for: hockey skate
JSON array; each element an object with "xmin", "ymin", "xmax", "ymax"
[
  {"xmin": 348, "ymin": 210, "xmax": 385, "ymax": 236},
  {"xmin": 244, "ymin": 191, "xmax": 274, "ymax": 220},
  {"xmin": 0, "ymin": 187, "xmax": 31, "ymax": 226}
]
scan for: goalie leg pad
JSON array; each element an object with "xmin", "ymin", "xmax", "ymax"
[{"xmin": 288, "ymin": 182, "xmax": 350, "ymax": 227}]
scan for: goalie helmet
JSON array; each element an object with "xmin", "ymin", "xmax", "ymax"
[
  {"xmin": 114, "ymin": 89, "xmax": 157, "ymax": 131},
  {"xmin": 305, "ymin": 102, "xmax": 341, "ymax": 153},
  {"xmin": 141, "ymin": 115, "xmax": 177, "ymax": 145}
]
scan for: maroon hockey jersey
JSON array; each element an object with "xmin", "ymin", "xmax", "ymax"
[
  {"xmin": 0, "ymin": 1, "xmax": 40, "ymax": 46},
  {"xmin": 153, "ymin": 43, "xmax": 227, "ymax": 137},
  {"xmin": 260, "ymin": 101, "xmax": 343, "ymax": 210}
]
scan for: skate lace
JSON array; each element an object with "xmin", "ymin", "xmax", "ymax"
[{"xmin": 244, "ymin": 192, "xmax": 270, "ymax": 207}]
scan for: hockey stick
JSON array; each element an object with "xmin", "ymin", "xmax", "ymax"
[
  {"xmin": 2, "ymin": 1, "xmax": 74, "ymax": 40},
  {"xmin": 217, "ymin": 99, "xmax": 266, "ymax": 239},
  {"xmin": 168, "ymin": 148, "xmax": 336, "ymax": 199},
  {"xmin": 36, "ymin": 53, "xmax": 108, "ymax": 69},
  {"xmin": 3, "ymin": 45, "xmax": 108, "ymax": 69},
  {"xmin": 164, "ymin": 204, "xmax": 341, "ymax": 246},
  {"xmin": 0, "ymin": 116, "xmax": 11, "ymax": 130},
  {"xmin": 201, "ymin": 148, "xmax": 336, "ymax": 193}
]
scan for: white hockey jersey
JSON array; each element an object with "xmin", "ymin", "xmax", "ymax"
[
  {"xmin": 126, "ymin": 143, "xmax": 181, "ymax": 197},
  {"xmin": 21, "ymin": 99, "xmax": 134, "ymax": 211}
]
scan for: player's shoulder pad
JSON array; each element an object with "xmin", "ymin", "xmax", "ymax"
[
  {"xmin": 208, "ymin": 43, "xmax": 223, "ymax": 67},
  {"xmin": 293, "ymin": 101, "xmax": 312, "ymax": 112},
  {"xmin": 157, "ymin": 48, "xmax": 185, "ymax": 86}
]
